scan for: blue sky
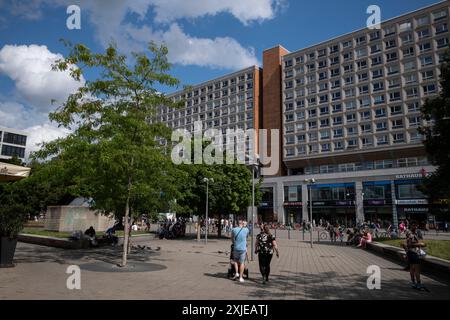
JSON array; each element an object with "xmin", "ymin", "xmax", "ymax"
[{"xmin": 0, "ymin": 0, "xmax": 442, "ymax": 153}]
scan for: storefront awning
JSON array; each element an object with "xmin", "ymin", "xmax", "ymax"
[{"xmin": 0, "ymin": 162, "xmax": 31, "ymax": 182}]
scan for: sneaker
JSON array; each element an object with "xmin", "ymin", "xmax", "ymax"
[
  {"xmin": 410, "ymin": 282, "xmax": 417, "ymax": 289},
  {"xmin": 233, "ymin": 273, "xmax": 239, "ymax": 280},
  {"xmin": 239, "ymin": 277, "xmax": 245, "ymax": 283},
  {"xmin": 415, "ymin": 283, "xmax": 423, "ymax": 290}
]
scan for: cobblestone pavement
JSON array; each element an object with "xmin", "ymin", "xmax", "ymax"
[{"xmin": 1, "ymin": 237, "xmax": 449, "ymax": 300}]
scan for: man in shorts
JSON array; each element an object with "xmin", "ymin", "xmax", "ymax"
[{"xmin": 231, "ymin": 220, "xmax": 249, "ymax": 283}]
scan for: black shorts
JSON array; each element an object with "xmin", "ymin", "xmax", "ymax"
[{"xmin": 407, "ymin": 251, "xmax": 421, "ymax": 264}]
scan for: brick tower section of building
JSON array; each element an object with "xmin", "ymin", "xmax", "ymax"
[{"xmin": 262, "ymin": 45, "xmax": 290, "ymax": 176}]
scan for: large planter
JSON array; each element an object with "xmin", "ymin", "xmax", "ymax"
[{"xmin": 0, "ymin": 237, "xmax": 18, "ymax": 268}]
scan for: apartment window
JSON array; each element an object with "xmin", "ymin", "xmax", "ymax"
[
  {"xmin": 405, "ymin": 74, "xmax": 417, "ymax": 84},
  {"xmin": 399, "ymin": 22, "xmax": 412, "ymax": 33},
  {"xmin": 308, "ymin": 74, "xmax": 316, "ymax": 83},
  {"xmin": 286, "ymin": 125, "xmax": 295, "ymax": 133},
  {"xmin": 346, "ymin": 100, "xmax": 356, "ymax": 110},
  {"xmin": 385, "ymin": 39, "xmax": 396, "ymax": 49},
  {"xmin": 286, "ymin": 148, "xmax": 295, "ymax": 156},
  {"xmin": 308, "ymin": 97, "xmax": 316, "ymax": 106},
  {"xmin": 357, "ymin": 60, "xmax": 368, "ymax": 70},
  {"xmin": 308, "ymin": 52, "xmax": 316, "ymax": 60},
  {"xmin": 406, "ymin": 87, "xmax": 418, "ymax": 98},
  {"xmin": 2, "ymin": 132, "xmax": 27, "ymax": 146},
  {"xmin": 404, "ymin": 61, "xmax": 416, "ymax": 72},
  {"xmin": 436, "ymin": 23, "xmax": 448, "ymax": 34},
  {"xmin": 423, "ymin": 84, "xmax": 436, "ymax": 95},
  {"xmin": 401, "ymin": 33, "xmax": 413, "ymax": 44},
  {"xmin": 390, "ymin": 91, "xmax": 401, "ymax": 102},
  {"xmin": 320, "ymin": 130, "xmax": 330, "ymax": 140},
  {"xmin": 330, "ymin": 44, "xmax": 339, "ymax": 54},
  {"xmin": 345, "ymin": 76, "xmax": 354, "ymax": 85},
  {"xmin": 403, "ymin": 47, "xmax": 414, "ymax": 57},
  {"xmin": 330, "ymin": 56, "xmax": 340, "ymax": 65},
  {"xmin": 286, "ymin": 135, "xmax": 295, "ymax": 145},
  {"xmin": 359, "ymin": 97, "xmax": 370, "ymax": 108},
  {"xmin": 308, "ymin": 109, "xmax": 317, "ymax": 118},
  {"xmin": 285, "ymin": 70, "xmax": 294, "ymax": 78},
  {"xmin": 361, "ymin": 124, "xmax": 372, "ymax": 133},
  {"xmin": 376, "ymin": 122, "xmax": 387, "ymax": 131},
  {"xmin": 297, "ymin": 145, "xmax": 306, "ymax": 154},
  {"xmin": 307, "ymin": 64, "xmax": 316, "ymax": 72},
  {"xmin": 318, "ymin": 60, "xmax": 327, "ymax": 69},
  {"xmin": 370, "ymin": 30, "xmax": 381, "ymax": 41},
  {"xmin": 387, "ymin": 65, "xmax": 400, "ymax": 75},
  {"xmin": 309, "ymin": 132, "xmax": 318, "ymax": 141},
  {"xmin": 330, "ymin": 68, "xmax": 340, "ymax": 77},
  {"xmin": 347, "ymin": 127, "xmax": 357, "ymax": 136},
  {"xmin": 285, "ymin": 59, "xmax": 293, "ymax": 68},
  {"xmin": 320, "ymin": 119, "xmax": 330, "ymax": 127},
  {"xmin": 372, "ymin": 55, "xmax": 382, "ymax": 66},
  {"xmin": 356, "ymin": 48, "xmax": 368, "ymax": 58},
  {"xmin": 360, "ymin": 111, "xmax": 371, "ymax": 121},
  {"xmin": 358, "ymin": 73, "xmax": 369, "ymax": 82},
  {"xmin": 285, "ymin": 92, "xmax": 294, "ymax": 100},
  {"xmin": 417, "ymin": 29, "xmax": 430, "ymax": 39},
  {"xmin": 1, "ymin": 145, "xmax": 25, "ymax": 158},
  {"xmin": 332, "ymin": 104, "xmax": 342, "ymax": 113},
  {"xmin": 422, "ymin": 70, "xmax": 434, "ymax": 81},
  {"xmin": 346, "ymin": 113, "xmax": 356, "ymax": 123},
  {"xmin": 297, "ymin": 100, "xmax": 305, "ymax": 108},
  {"xmin": 392, "ymin": 119, "xmax": 403, "ymax": 129},
  {"xmin": 409, "ymin": 116, "xmax": 421, "ymax": 126},
  {"xmin": 374, "ymin": 95, "xmax": 385, "ymax": 105},
  {"xmin": 331, "ymin": 80, "xmax": 341, "ymax": 89},
  {"xmin": 437, "ymin": 37, "xmax": 450, "ymax": 49},
  {"xmin": 319, "ymin": 95, "xmax": 328, "ymax": 103},
  {"xmin": 321, "ymin": 143, "xmax": 331, "ymax": 152},
  {"xmin": 390, "ymin": 105, "xmax": 402, "ymax": 115},
  {"xmin": 344, "ymin": 64, "xmax": 353, "ymax": 73},
  {"xmin": 343, "ymin": 52, "xmax": 353, "ymax": 61},
  {"xmin": 319, "ymin": 72, "xmax": 328, "ymax": 80},
  {"xmin": 419, "ymin": 42, "xmax": 432, "ymax": 53},
  {"xmin": 356, "ymin": 36, "xmax": 366, "ymax": 46},
  {"xmin": 297, "ymin": 134, "xmax": 306, "ymax": 142},
  {"xmin": 393, "ymin": 133, "xmax": 405, "ymax": 143},
  {"xmin": 334, "ymin": 141, "xmax": 344, "ymax": 150},
  {"xmin": 359, "ymin": 85, "xmax": 369, "ymax": 94},
  {"xmin": 318, "ymin": 48, "xmax": 327, "ymax": 57},
  {"xmin": 433, "ymin": 9, "xmax": 448, "ymax": 21},
  {"xmin": 308, "ymin": 86, "xmax": 317, "ymax": 95},
  {"xmin": 296, "ymin": 56, "xmax": 304, "ymax": 64},
  {"xmin": 372, "ymin": 68, "xmax": 384, "ymax": 79},
  {"xmin": 331, "ymin": 91, "xmax": 341, "ymax": 101},
  {"xmin": 416, "ymin": 15, "xmax": 430, "ymax": 27},
  {"xmin": 362, "ymin": 137, "xmax": 373, "ymax": 147},
  {"xmin": 375, "ymin": 108, "xmax": 387, "ymax": 118},
  {"xmin": 384, "ymin": 25, "xmax": 396, "ymax": 36},
  {"xmin": 297, "ymin": 123, "xmax": 306, "ymax": 131},
  {"xmin": 286, "ymin": 102, "xmax": 294, "ymax": 111},
  {"xmin": 296, "ymin": 77, "xmax": 305, "ymax": 85},
  {"xmin": 408, "ymin": 102, "xmax": 420, "ymax": 113},
  {"xmin": 371, "ymin": 44, "xmax": 382, "ymax": 54},
  {"xmin": 377, "ymin": 135, "xmax": 389, "ymax": 146},
  {"xmin": 386, "ymin": 52, "xmax": 398, "ymax": 62},
  {"xmin": 297, "ymin": 111, "xmax": 305, "ymax": 120},
  {"xmin": 320, "ymin": 106, "xmax": 329, "ymax": 115},
  {"xmin": 333, "ymin": 116, "xmax": 343, "ymax": 125},
  {"xmin": 373, "ymin": 82, "xmax": 384, "ymax": 92},
  {"xmin": 342, "ymin": 40, "xmax": 353, "ymax": 49},
  {"xmin": 347, "ymin": 139, "xmax": 358, "ymax": 148},
  {"xmin": 410, "ymin": 131, "xmax": 423, "ymax": 142},
  {"xmin": 308, "ymin": 121, "xmax": 317, "ymax": 129},
  {"xmin": 334, "ymin": 128, "xmax": 344, "ymax": 138}
]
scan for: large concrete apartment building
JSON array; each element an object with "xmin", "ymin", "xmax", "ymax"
[
  {"xmin": 0, "ymin": 126, "xmax": 28, "ymax": 161},
  {"xmin": 160, "ymin": 1, "xmax": 450, "ymax": 228}
]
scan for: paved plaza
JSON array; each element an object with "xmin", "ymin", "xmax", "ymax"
[{"xmin": 1, "ymin": 237, "xmax": 450, "ymax": 300}]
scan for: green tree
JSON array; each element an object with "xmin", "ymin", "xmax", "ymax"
[
  {"xmin": 419, "ymin": 47, "xmax": 450, "ymax": 206},
  {"xmin": 36, "ymin": 42, "xmax": 181, "ymax": 266}
]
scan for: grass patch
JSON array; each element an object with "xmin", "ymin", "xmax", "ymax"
[
  {"xmin": 20, "ymin": 228, "xmax": 151, "ymax": 239},
  {"xmin": 377, "ymin": 239, "xmax": 450, "ymax": 261}
]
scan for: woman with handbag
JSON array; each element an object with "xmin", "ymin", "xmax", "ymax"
[
  {"xmin": 255, "ymin": 224, "xmax": 279, "ymax": 284},
  {"xmin": 405, "ymin": 224, "xmax": 427, "ymax": 290}
]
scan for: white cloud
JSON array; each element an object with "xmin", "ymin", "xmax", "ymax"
[
  {"xmin": 148, "ymin": 0, "xmax": 282, "ymax": 25},
  {"xmin": 125, "ymin": 23, "xmax": 259, "ymax": 69},
  {"xmin": 24, "ymin": 123, "xmax": 70, "ymax": 156},
  {"xmin": 0, "ymin": 44, "xmax": 84, "ymax": 111},
  {"xmin": 1, "ymin": 0, "xmax": 283, "ymax": 69}
]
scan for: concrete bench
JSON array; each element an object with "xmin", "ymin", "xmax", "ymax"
[{"xmin": 18, "ymin": 234, "xmax": 90, "ymax": 249}]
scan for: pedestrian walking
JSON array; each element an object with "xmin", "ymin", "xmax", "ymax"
[
  {"xmin": 255, "ymin": 224, "xmax": 279, "ymax": 284},
  {"xmin": 231, "ymin": 220, "xmax": 250, "ymax": 283}
]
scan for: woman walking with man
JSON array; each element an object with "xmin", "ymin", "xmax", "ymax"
[{"xmin": 255, "ymin": 224, "xmax": 279, "ymax": 284}]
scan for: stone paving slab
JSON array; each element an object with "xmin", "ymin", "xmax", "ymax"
[{"xmin": 1, "ymin": 238, "xmax": 449, "ymax": 300}]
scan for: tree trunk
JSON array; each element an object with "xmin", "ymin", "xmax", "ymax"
[{"xmin": 121, "ymin": 195, "xmax": 130, "ymax": 267}]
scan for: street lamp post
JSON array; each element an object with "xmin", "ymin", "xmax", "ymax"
[
  {"xmin": 203, "ymin": 177, "xmax": 213, "ymax": 244},
  {"xmin": 246, "ymin": 154, "xmax": 260, "ymax": 262},
  {"xmin": 305, "ymin": 178, "xmax": 316, "ymax": 248}
]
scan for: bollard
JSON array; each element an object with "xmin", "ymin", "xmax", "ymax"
[
  {"xmin": 288, "ymin": 228, "xmax": 291, "ymax": 240},
  {"xmin": 317, "ymin": 229, "xmax": 320, "ymax": 242},
  {"xmin": 303, "ymin": 228, "xmax": 305, "ymax": 241}
]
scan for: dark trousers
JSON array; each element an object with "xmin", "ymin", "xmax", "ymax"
[{"xmin": 258, "ymin": 253, "xmax": 273, "ymax": 279}]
